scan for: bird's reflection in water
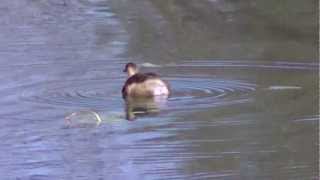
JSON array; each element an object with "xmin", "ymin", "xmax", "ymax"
[{"xmin": 125, "ymin": 95, "xmax": 168, "ymax": 120}]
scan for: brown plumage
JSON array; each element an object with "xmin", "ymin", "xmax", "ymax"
[{"xmin": 122, "ymin": 63, "xmax": 170, "ymax": 98}]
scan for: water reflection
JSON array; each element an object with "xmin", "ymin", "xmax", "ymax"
[{"xmin": 125, "ymin": 96, "xmax": 168, "ymax": 120}]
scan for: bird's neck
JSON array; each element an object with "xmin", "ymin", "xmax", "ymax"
[{"xmin": 128, "ymin": 69, "xmax": 138, "ymax": 77}]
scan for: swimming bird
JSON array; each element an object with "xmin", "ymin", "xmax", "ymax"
[{"xmin": 122, "ymin": 63, "xmax": 170, "ymax": 98}]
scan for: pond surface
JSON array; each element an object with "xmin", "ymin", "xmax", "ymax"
[{"xmin": 0, "ymin": 0, "xmax": 318, "ymax": 179}]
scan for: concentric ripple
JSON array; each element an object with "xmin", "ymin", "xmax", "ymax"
[
  {"xmin": 19, "ymin": 60, "xmax": 316, "ymax": 118},
  {"xmin": 21, "ymin": 78, "xmax": 124, "ymax": 110},
  {"xmin": 167, "ymin": 77, "xmax": 256, "ymax": 111},
  {"xmin": 20, "ymin": 77, "xmax": 256, "ymax": 115}
]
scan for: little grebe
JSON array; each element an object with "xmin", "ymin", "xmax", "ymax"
[{"xmin": 122, "ymin": 63, "xmax": 170, "ymax": 98}]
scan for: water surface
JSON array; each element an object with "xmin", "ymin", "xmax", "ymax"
[{"xmin": 0, "ymin": 0, "xmax": 318, "ymax": 179}]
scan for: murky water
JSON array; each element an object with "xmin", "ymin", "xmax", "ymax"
[{"xmin": 0, "ymin": 0, "xmax": 318, "ymax": 179}]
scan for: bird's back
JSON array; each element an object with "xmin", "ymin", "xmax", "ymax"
[{"xmin": 122, "ymin": 73, "xmax": 170, "ymax": 98}]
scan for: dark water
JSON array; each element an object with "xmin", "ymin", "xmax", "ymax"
[{"xmin": 0, "ymin": 0, "xmax": 318, "ymax": 179}]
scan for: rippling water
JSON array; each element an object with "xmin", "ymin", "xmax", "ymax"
[{"xmin": 0, "ymin": 0, "xmax": 318, "ymax": 179}]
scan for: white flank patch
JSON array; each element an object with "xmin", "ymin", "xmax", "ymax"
[{"xmin": 153, "ymin": 86, "xmax": 169, "ymax": 96}]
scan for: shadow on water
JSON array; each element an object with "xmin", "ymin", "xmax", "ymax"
[{"xmin": 0, "ymin": 0, "xmax": 318, "ymax": 179}]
